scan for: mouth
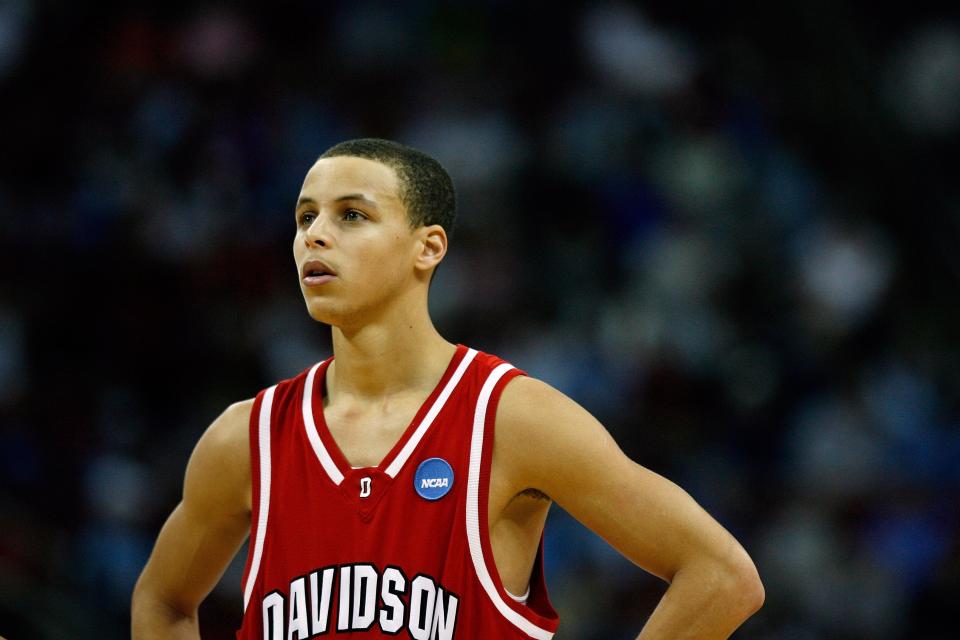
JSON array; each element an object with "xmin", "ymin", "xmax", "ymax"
[{"xmin": 302, "ymin": 260, "xmax": 338, "ymax": 286}]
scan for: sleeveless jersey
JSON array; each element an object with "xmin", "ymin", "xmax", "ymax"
[{"xmin": 236, "ymin": 343, "xmax": 560, "ymax": 639}]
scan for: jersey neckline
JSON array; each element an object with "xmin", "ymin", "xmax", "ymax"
[{"xmin": 301, "ymin": 343, "xmax": 477, "ymax": 485}]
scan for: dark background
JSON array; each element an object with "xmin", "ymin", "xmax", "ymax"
[{"xmin": 1, "ymin": 1, "xmax": 958, "ymax": 638}]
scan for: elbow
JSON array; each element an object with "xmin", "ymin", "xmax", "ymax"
[
  {"xmin": 131, "ymin": 573, "xmax": 160, "ymax": 616},
  {"xmin": 131, "ymin": 574, "xmax": 196, "ymax": 632},
  {"xmin": 131, "ymin": 574, "xmax": 147, "ymax": 617},
  {"xmin": 131, "ymin": 576, "xmax": 160, "ymax": 631},
  {"xmin": 739, "ymin": 562, "xmax": 765, "ymax": 616},
  {"xmin": 724, "ymin": 546, "xmax": 765, "ymax": 618}
]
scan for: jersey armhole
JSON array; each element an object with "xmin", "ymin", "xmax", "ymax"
[
  {"xmin": 237, "ymin": 391, "xmax": 264, "ymax": 599},
  {"xmin": 239, "ymin": 384, "xmax": 277, "ymax": 613},
  {"xmin": 470, "ymin": 365, "xmax": 560, "ymax": 635}
]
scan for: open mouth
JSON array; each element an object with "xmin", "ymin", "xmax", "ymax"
[{"xmin": 302, "ymin": 260, "xmax": 338, "ymax": 285}]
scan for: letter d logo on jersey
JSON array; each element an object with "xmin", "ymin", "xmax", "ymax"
[{"xmin": 414, "ymin": 457, "xmax": 454, "ymax": 501}]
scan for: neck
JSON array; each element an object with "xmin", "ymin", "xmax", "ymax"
[{"xmin": 327, "ymin": 288, "xmax": 456, "ymax": 400}]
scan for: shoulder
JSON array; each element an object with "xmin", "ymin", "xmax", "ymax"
[
  {"xmin": 496, "ymin": 374, "xmax": 575, "ymax": 421},
  {"xmin": 496, "ymin": 374, "xmax": 605, "ymax": 443},
  {"xmin": 469, "ymin": 348, "xmax": 599, "ymax": 448},
  {"xmin": 183, "ymin": 398, "xmax": 255, "ymax": 517},
  {"xmin": 195, "ymin": 399, "xmax": 254, "ymax": 461},
  {"xmin": 492, "ymin": 374, "xmax": 620, "ymax": 493}
]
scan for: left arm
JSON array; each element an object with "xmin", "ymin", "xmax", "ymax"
[{"xmin": 494, "ymin": 376, "xmax": 764, "ymax": 639}]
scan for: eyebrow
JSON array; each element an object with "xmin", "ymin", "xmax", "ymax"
[{"xmin": 296, "ymin": 194, "xmax": 377, "ymax": 208}]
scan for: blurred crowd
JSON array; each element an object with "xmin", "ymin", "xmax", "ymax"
[{"xmin": 1, "ymin": 1, "xmax": 958, "ymax": 638}]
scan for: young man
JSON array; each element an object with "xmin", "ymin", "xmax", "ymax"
[{"xmin": 131, "ymin": 139, "xmax": 764, "ymax": 639}]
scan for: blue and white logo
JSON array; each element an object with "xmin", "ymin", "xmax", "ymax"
[{"xmin": 414, "ymin": 457, "xmax": 454, "ymax": 501}]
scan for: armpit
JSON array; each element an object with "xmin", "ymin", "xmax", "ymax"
[{"xmin": 517, "ymin": 488, "xmax": 551, "ymax": 502}]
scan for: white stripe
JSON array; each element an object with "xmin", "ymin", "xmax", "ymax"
[
  {"xmin": 384, "ymin": 348, "xmax": 478, "ymax": 478},
  {"xmin": 243, "ymin": 384, "xmax": 276, "ymax": 613},
  {"xmin": 302, "ymin": 362, "xmax": 345, "ymax": 485},
  {"xmin": 506, "ymin": 585, "xmax": 531, "ymax": 604},
  {"xmin": 466, "ymin": 364, "xmax": 554, "ymax": 640},
  {"xmin": 503, "ymin": 585, "xmax": 530, "ymax": 604}
]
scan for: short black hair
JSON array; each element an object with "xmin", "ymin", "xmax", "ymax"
[{"xmin": 319, "ymin": 138, "xmax": 456, "ymax": 241}]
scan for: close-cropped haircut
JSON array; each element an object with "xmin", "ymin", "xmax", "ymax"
[{"xmin": 319, "ymin": 138, "xmax": 456, "ymax": 242}]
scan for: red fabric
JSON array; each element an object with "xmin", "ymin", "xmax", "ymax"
[{"xmin": 236, "ymin": 343, "xmax": 559, "ymax": 639}]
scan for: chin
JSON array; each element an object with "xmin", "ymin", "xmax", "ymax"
[
  {"xmin": 304, "ymin": 302, "xmax": 337, "ymax": 325},
  {"xmin": 304, "ymin": 297, "xmax": 359, "ymax": 328}
]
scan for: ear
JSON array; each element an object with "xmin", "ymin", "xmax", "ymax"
[{"xmin": 414, "ymin": 224, "xmax": 448, "ymax": 276}]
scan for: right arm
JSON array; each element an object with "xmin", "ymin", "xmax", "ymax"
[{"xmin": 131, "ymin": 399, "xmax": 254, "ymax": 639}]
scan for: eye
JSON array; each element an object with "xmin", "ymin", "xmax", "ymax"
[
  {"xmin": 297, "ymin": 211, "xmax": 316, "ymax": 226},
  {"xmin": 343, "ymin": 209, "xmax": 365, "ymax": 222}
]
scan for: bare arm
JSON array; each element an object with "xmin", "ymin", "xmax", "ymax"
[
  {"xmin": 131, "ymin": 400, "xmax": 254, "ymax": 639},
  {"xmin": 495, "ymin": 377, "xmax": 764, "ymax": 639}
]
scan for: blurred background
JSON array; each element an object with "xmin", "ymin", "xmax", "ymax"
[{"xmin": 1, "ymin": 1, "xmax": 958, "ymax": 638}]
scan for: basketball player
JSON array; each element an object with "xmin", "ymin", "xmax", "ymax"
[{"xmin": 131, "ymin": 139, "xmax": 764, "ymax": 639}]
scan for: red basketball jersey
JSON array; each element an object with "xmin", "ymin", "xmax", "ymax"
[{"xmin": 236, "ymin": 343, "xmax": 560, "ymax": 639}]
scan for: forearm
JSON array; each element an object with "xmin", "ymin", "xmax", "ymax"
[
  {"xmin": 636, "ymin": 557, "xmax": 764, "ymax": 640},
  {"xmin": 131, "ymin": 590, "xmax": 201, "ymax": 640}
]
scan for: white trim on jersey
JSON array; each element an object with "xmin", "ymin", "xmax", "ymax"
[
  {"xmin": 467, "ymin": 363, "xmax": 555, "ymax": 640},
  {"xmin": 506, "ymin": 585, "xmax": 531, "ymax": 604},
  {"xmin": 243, "ymin": 384, "xmax": 277, "ymax": 613},
  {"xmin": 384, "ymin": 347, "xmax": 478, "ymax": 478},
  {"xmin": 302, "ymin": 361, "xmax": 345, "ymax": 485},
  {"xmin": 303, "ymin": 349, "xmax": 478, "ymax": 484}
]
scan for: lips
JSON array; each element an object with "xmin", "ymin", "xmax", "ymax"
[{"xmin": 302, "ymin": 259, "xmax": 338, "ymax": 285}]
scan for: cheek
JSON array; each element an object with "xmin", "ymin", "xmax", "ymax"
[
  {"xmin": 357, "ymin": 237, "xmax": 412, "ymax": 283},
  {"xmin": 292, "ymin": 233, "xmax": 305, "ymax": 259},
  {"xmin": 361, "ymin": 231, "xmax": 407, "ymax": 261}
]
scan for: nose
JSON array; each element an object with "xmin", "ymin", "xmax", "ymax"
[{"xmin": 304, "ymin": 213, "xmax": 331, "ymax": 247}]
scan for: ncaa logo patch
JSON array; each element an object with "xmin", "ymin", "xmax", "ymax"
[{"xmin": 414, "ymin": 457, "xmax": 454, "ymax": 501}]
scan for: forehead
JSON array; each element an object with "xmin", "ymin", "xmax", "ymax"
[{"xmin": 299, "ymin": 156, "xmax": 401, "ymax": 203}]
